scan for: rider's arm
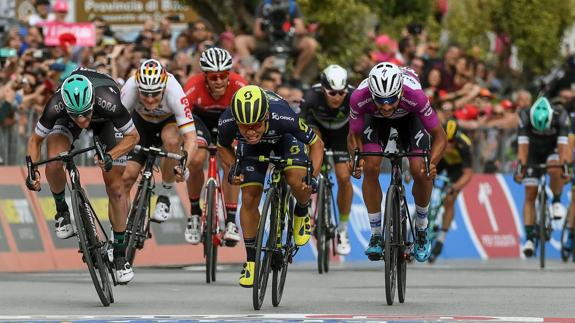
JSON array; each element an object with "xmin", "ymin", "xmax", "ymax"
[
  {"xmin": 308, "ymin": 136, "xmax": 324, "ymax": 178},
  {"xmin": 557, "ymin": 109, "xmax": 571, "ymax": 165},
  {"xmin": 167, "ymin": 75, "xmax": 198, "ymax": 167},
  {"xmin": 428, "ymin": 123, "xmax": 447, "ymax": 166},
  {"xmin": 568, "ymin": 134, "xmax": 575, "ymax": 164},
  {"xmin": 109, "ymin": 127, "xmax": 139, "ymax": 161},
  {"xmin": 216, "ymin": 109, "xmax": 238, "ymax": 169},
  {"xmin": 517, "ymin": 108, "xmax": 530, "ymax": 165},
  {"xmin": 27, "ymin": 132, "xmax": 45, "ymax": 163},
  {"xmin": 452, "ymin": 135, "xmax": 473, "ymax": 191},
  {"xmin": 293, "ymin": 18, "xmax": 306, "ymax": 35},
  {"xmin": 347, "ymin": 88, "xmax": 366, "ymax": 153}
]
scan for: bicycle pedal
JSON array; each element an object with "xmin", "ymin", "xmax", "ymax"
[
  {"xmin": 224, "ymin": 240, "xmax": 238, "ymax": 247},
  {"xmin": 367, "ymin": 254, "xmax": 382, "ymax": 261},
  {"xmin": 149, "ymin": 218, "xmax": 163, "ymax": 224}
]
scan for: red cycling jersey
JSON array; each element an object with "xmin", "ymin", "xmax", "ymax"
[{"xmin": 183, "ymin": 72, "xmax": 248, "ymax": 115}]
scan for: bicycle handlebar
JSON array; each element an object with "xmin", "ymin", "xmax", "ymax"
[
  {"xmin": 134, "ymin": 145, "xmax": 187, "ymax": 173},
  {"xmin": 233, "ymin": 154, "xmax": 313, "ymax": 186},
  {"xmin": 352, "ymin": 148, "xmax": 430, "ymax": 179}
]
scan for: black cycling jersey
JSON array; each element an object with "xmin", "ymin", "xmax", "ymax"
[
  {"xmin": 300, "ymin": 83, "xmax": 354, "ymax": 130},
  {"xmin": 517, "ymin": 106, "xmax": 570, "ymax": 145},
  {"xmin": 217, "ymin": 91, "xmax": 317, "ymax": 149},
  {"xmin": 34, "ymin": 67, "xmax": 135, "ymax": 138}
]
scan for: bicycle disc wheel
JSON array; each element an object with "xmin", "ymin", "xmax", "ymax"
[
  {"xmin": 126, "ymin": 182, "xmax": 149, "ymax": 265},
  {"xmin": 397, "ymin": 195, "xmax": 407, "ymax": 303},
  {"xmin": 384, "ymin": 185, "xmax": 398, "ymax": 305},
  {"xmin": 272, "ymin": 189, "xmax": 295, "ymax": 307},
  {"xmin": 539, "ymin": 194, "xmax": 546, "ymax": 269},
  {"xmin": 73, "ymin": 190, "xmax": 112, "ymax": 307},
  {"xmin": 204, "ymin": 181, "xmax": 216, "ymax": 283},
  {"xmin": 253, "ymin": 188, "xmax": 276, "ymax": 310},
  {"xmin": 315, "ymin": 178, "xmax": 326, "ymax": 274}
]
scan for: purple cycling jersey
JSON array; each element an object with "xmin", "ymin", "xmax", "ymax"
[{"xmin": 349, "ymin": 69, "xmax": 439, "ymax": 135}]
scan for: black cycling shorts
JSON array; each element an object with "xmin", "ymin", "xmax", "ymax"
[
  {"xmin": 238, "ymin": 134, "xmax": 308, "ymax": 187},
  {"xmin": 307, "ymin": 120, "xmax": 350, "ymax": 163},
  {"xmin": 127, "ymin": 112, "xmax": 177, "ymax": 165}
]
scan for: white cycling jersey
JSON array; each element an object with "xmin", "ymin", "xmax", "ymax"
[{"xmin": 121, "ymin": 73, "xmax": 195, "ymax": 134}]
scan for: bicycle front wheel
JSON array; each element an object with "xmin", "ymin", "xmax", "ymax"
[
  {"xmin": 315, "ymin": 177, "xmax": 326, "ymax": 274},
  {"xmin": 253, "ymin": 187, "xmax": 276, "ymax": 310},
  {"xmin": 204, "ymin": 181, "xmax": 216, "ymax": 283},
  {"xmin": 272, "ymin": 187, "xmax": 295, "ymax": 307},
  {"xmin": 539, "ymin": 194, "xmax": 547, "ymax": 269},
  {"xmin": 384, "ymin": 185, "xmax": 399, "ymax": 305},
  {"xmin": 73, "ymin": 190, "xmax": 113, "ymax": 307},
  {"xmin": 397, "ymin": 195, "xmax": 407, "ymax": 303},
  {"xmin": 126, "ymin": 181, "xmax": 150, "ymax": 265}
]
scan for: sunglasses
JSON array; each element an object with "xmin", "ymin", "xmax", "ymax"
[
  {"xmin": 238, "ymin": 120, "xmax": 265, "ymax": 131},
  {"xmin": 68, "ymin": 109, "xmax": 92, "ymax": 119},
  {"xmin": 140, "ymin": 90, "xmax": 163, "ymax": 97},
  {"xmin": 372, "ymin": 93, "xmax": 400, "ymax": 105},
  {"xmin": 326, "ymin": 89, "xmax": 347, "ymax": 97},
  {"xmin": 206, "ymin": 72, "xmax": 229, "ymax": 81}
]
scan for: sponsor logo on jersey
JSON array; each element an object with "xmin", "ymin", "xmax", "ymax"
[
  {"xmin": 108, "ymin": 87, "xmax": 117, "ymax": 94},
  {"xmin": 271, "ymin": 112, "xmax": 294, "ymax": 122},
  {"xmin": 356, "ymin": 97, "xmax": 371, "ymax": 108},
  {"xmin": 97, "ymin": 97, "xmax": 117, "ymax": 112}
]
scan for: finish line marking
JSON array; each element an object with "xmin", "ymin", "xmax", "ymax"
[{"xmin": 0, "ymin": 314, "xmax": 573, "ymax": 322}]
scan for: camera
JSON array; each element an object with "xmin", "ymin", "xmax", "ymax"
[{"xmin": 407, "ymin": 23, "xmax": 423, "ymax": 36}]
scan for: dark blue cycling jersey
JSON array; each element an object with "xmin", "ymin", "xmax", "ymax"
[{"xmin": 217, "ymin": 91, "xmax": 318, "ymax": 149}]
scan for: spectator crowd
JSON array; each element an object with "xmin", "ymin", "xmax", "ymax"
[{"xmin": 2, "ymin": 0, "xmax": 575, "ymax": 172}]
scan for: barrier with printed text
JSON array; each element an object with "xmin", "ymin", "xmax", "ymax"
[{"xmin": 0, "ymin": 167, "xmax": 571, "ymax": 272}]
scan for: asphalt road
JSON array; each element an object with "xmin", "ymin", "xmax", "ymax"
[{"xmin": 1, "ymin": 259, "xmax": 575, "ymax": 322}]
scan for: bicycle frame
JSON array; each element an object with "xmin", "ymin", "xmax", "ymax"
[{"xmin": 26, "ymin": 137, "xmax": 116, "ymax": 306}]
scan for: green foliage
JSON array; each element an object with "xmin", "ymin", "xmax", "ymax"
[
  {"xmin": 298, "ymin": 0, "xmax": 370, "ymax": 68},
  {"xmin": 188, "ymin": 0, "xmax": 575, "ymax": 77}
]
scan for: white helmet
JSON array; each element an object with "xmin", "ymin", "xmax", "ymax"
[
  {"xmin": 200, "ymin": 47, "xmax": 233, "ymax": 72},
  {"xmin": 320, "ymin": 64, "xmax": 348, "ymax": 91},
  {"xmin": 368, "ymin": 62, "xmax": 403, "ymax": 103},
  {"xmin": 136, "ymin": 59, "xmax": 168, "ymax": 94}
]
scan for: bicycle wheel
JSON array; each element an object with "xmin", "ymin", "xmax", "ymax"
[
  {"xmin": 323, "ymin": 184, "xmax": 334, "ymax": 274},
  {"xmin": 560, "ymin": 217, "xmax": 570, "ymax": 262},
  {"xmin": 204, "ymin": 181, "xmax": 216, "ymax": 283},
  {"xmin": 315, "ymin": 177, "xmax": 326, "ymax": 274},
  {"xmin": 384, "ymin": 185, "xmax": 399, "ymax": 305},
  {"xmin": 126, "ymin": 180, "xmax": 150, "ymax": 265},
  {"xmin": 539, "ymin": 193, "xmax": 546, "ymax": 269},
  {"xmin": 73, "ymin": 190, "xmax": 112, "ymax": 307},
  {"xmin": 253, "ymin": 187, "xmax": 276, "ymax": 310},
  {"xmin": 397, "ymin": 194, "xmax": 407, "ymax": 303},
  {"xmin": 272, "ymin": 188, "xmax": 295, "ymax": 307}
]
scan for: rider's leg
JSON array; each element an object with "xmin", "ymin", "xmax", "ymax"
[
  {"xmin": 159, "ymin": 123, "xmax": 181, "ymax": 190},
  {"xmin": 439, "ymin": 192, "xmax": 457, "ymax": 241},
  {"xmin": 238, "ymin": 184, "xmax": 263, "ymax": 287},
  {"xmin": 46, "ymin": 133, "xmax": 74, "ymax": 238},
  {"xmin": 548, "ymin": 159, "xmax": 567, "ymax": 219},
  {"xmin": 152, "ymin": 124, "xmax": 181, "ymax": 222},
  {"xmin": 292, "ymin": 36, "xmax": 318, "ymax": 80},
  {"xmin": 334, "ymin": 162, "xmax": 353, "ymax": 229},
  {"xmin": 221, "ymin": 161, "xmax": 241, "ymax": 243},
  {"xmin": 285, "ymin": 167, "xmax": 313, "ymax": 247},
  {"xmin": 122, "ymin": 159, "xmax": 143, "ymax": 194},
  {"xmin": 46, "ymin": 134, "xmax": 71, "ymax": 206},
  {"xmin": 569, "ymin": 186, "xmax": 575, "ymax": 229},
  {"xmin": 363, "ymin": 156, "xmax": 384, "ymax": 232},
  {"xmin": 334, "ymin": 161, "xmax": 353, "ymax": 255},
  {"xmin": 409, "ymin": 157, "xmax": 433, "ymax": 229},
  {"xmin": 524, "ymin": 185, "xmax": 538, "ymax": 235}
]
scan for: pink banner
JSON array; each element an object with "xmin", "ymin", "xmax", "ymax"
[{"xmin": 41, "ymin": 22, "xmax": 96, "ymax": 47}]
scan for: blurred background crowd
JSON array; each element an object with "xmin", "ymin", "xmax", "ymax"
[{"xmin": 2, "ymin": 0, "xmax": 575, "ymax": 173}]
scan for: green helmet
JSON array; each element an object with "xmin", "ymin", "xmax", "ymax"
[
  {"xmin": 530, "ymin": 97, "xmax": 553, "ymax": 131},
  {"xmin": 60, "ymin": 74, "xmax": 94, "ymax": 114}
]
